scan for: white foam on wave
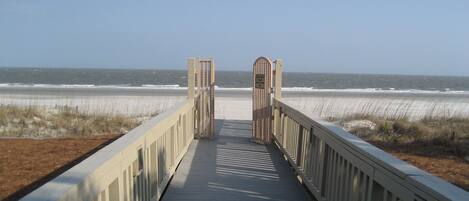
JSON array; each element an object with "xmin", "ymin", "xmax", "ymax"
[
  {"xmin": 0, "ymin": 83, "xmax": 98, "ymax": 88},
  {"xmin": 283, "ymin": 87, "xmax": 469, "ymax": 94},
  {"xmin": 0, "ymin": 83, "xmax": 468, "ymax": 94},
  {"xmin": 139, "ymin": 85, "xmax": 187, "ymax": 90},
  {"xmin": 0, "ymin": 83, "xmax": 188, "ymax": 90}
]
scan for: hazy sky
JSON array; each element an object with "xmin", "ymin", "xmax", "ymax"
[{"xmin": 0, "ymin": 0, "xmax": 468, "ymax": 75}]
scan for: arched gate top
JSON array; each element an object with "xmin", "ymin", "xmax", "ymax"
[{"xmin": 253, "ymin": 56, "xmax": 273, "ymax": 67}]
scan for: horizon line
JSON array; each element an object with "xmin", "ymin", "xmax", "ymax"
[{"xmin": 1, "ymin": 66, "xmax": 468, "ymax": 78}]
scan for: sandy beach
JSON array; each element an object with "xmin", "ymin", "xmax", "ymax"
[{"xmin": 1, "ymin": 86, "xmax": 469, "ymax": 121}]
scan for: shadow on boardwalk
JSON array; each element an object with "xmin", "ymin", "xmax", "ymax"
[{"xmin": 162, "ymin": 119, "xmax": 312, "ymax": 201}]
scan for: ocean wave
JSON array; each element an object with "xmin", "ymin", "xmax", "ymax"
[
  {"xmin": 299, "ymin": 88, "xmax": 469, "ymax": 94},
  {"xmin": 0, "ymin": 83, "xmax": 188, "ymax": 90},
  {"xmin": 0, "ymin": 83, "xmax": 468, "ymax": 94}
]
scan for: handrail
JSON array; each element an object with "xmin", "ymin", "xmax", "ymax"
[
  {"xmin": 20, "ymin": 57, "xmax": 215, "ymax": 201},
  {"xmin": 21, "ymin": 99, "xmax": 195, "ymax": 201},
  {"xmin": 272, "ymin": 98, "xmax": 468, "ymax": 201}
]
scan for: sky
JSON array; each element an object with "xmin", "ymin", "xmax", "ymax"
[{"xmin": 0, "ymin": 0, "xmax": 468, "ymax": 76}]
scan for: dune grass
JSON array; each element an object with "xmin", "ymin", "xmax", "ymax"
[
  {"xmin": 0, "ymin": 105, "xmax": 145, "ymax": 138},
  {"xmin": 339, "ymin": 115, "xmax": 469, "ymax": 158}
]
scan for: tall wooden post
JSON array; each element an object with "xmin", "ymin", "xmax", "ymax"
[
  {"xmin": 200, "ymin": 61, "xmax": 206, "ymax": 137},
  {"xmin": 274, "ymin": 59, "xmax": 283, "ymax": 100},
  {"xmin": 187, "ymin": 58, "xmax": 196, "ymax": 99},
  {"xmin": 273, "ymin": 59, "xmax": 283, "ymax": 139},
  {"xmin": 188, "ymin": 58, "xmax": 199, "ymax": 138},
  {"xmin": 209, "ymin": 59, "xmax": 215, "ymax": 138}
]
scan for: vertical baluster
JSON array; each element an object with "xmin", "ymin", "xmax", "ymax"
[
  {"xmin": 344, "ymin": 163, "xmax": 351, "ymax": 200},
  {"xmin": 319, "ymin": 142, "xmax": 328, "ymax": 198},
  {"xmin": 296, "ymin": 125, "xmax": 304, "ymax": 167}
]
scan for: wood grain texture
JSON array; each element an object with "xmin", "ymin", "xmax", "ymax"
[
  {"xmin": 194, "ymin": 59, "xmax": 215, "ymax": 139},
  {"xmin": 252, "ymin": 57, "xmax": 273, "ymax": 144}
]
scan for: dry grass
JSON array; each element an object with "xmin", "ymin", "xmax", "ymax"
[
  {"xmin": 0, "ymin": 105, "xmax": 144, "ymax": 138},
  {"xmin": 286, "ymin": 96, "xmax": 469, "ymax": 121},
  {"xmin": 340, "ymin": 115, "xmax": 469, "ymax": 158},
  {"xmin": 339, "ymin": 115, "xmax": 469, "ymax": 190}
]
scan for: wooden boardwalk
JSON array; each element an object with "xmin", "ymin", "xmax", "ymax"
[{"xmin": 162, "ymin": 119, "xmax": 312, "ymax": 201}]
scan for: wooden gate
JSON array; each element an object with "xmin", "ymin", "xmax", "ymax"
[
  {"xmin": 188, "ymin": 58, "xmax": 215, "ymax": 139},
  {"xmin": 252, "ymin": 57, "xmax": 273, "ymax": 144}
]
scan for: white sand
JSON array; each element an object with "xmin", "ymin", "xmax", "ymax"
[
  {"xmin": 0, "ymin": 93, "xmax": 253, "ymax": 120},
  {"xmin": 215, "ymin": 97, "xmax": 252, "ymax": 120},
  {"xmin": 1, "ymin": 88, "xmax": 468, "ymax": 121}
]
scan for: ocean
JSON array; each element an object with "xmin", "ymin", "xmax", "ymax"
[
  {"xmin": 1, "ymin": 67, "xmax": 468, "ymax": 120},
  {"xmin": 1, "ymin": 68, "xmax": 469, "ymax": 92}
]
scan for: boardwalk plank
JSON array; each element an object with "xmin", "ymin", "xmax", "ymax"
[{"xmin": 162, "ymin": 119, "xmax": 312, "ymax": 201}]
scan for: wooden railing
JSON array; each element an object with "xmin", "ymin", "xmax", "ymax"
[
  {"xmin": 272, "ymin": 98, "xmax": 468, "ymax": 201},
  {"xmin": 22, "ymin": 100, "xmax": 194, "ymax": 201},
  {"xmin": 21, "ymin": 58, "xmax": 214, "ymax": 201}
]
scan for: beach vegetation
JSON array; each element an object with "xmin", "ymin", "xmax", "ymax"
[
  {"xmin": 0, "ymin": 105, "xmax": 147, "ymax": 138},
  {"xmin": 340, "ymin": 115, "xmax": 469, "ymax": 158},
  {"xmin": 339, "ymin": 115, "xmax": 469, "ymax": 190}
]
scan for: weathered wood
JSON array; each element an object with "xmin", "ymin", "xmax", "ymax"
[
  {"xmin": 274, "ymin": 59, "xmax": 283, "ymax": 100},
  {"xmin": 209, "ymin": 59, "xmax": 215, "ymax": 139},
  {"xmin": 252, "ymin": 57, "xmax": 273, "ymax": 144},
  {"xmin": 272, "ymin": 59, "xmax": 283, "ymax": 148},
  {"xmin": 187, "ymin": 58, "xmax": 196, "ymax": 99},
  {"xmin": 194, "ymin": 59, "xmax": 215, "ymax": 139}
]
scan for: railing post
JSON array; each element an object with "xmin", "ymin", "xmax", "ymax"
[
  {"xmin": 274, "ymin": 59, "xmax": 283, "ymax": 100},
  {"xmin": 187, "ymin": 58, "xmax": 196, "ymax": 99},
  {"xmin": 187, "ymin": 58, "xmax": 198, "ymax": 138},
  {"xmin": 198, "ymin": 59, "xmax": 205, "ymax": 138},
  {"xmin": 273, "ymin": 59, "xmax": 283, "ymax": 143},
  {"xmin": 209, "ymin": 59, "xmax": 215, "ymax": 138}
]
